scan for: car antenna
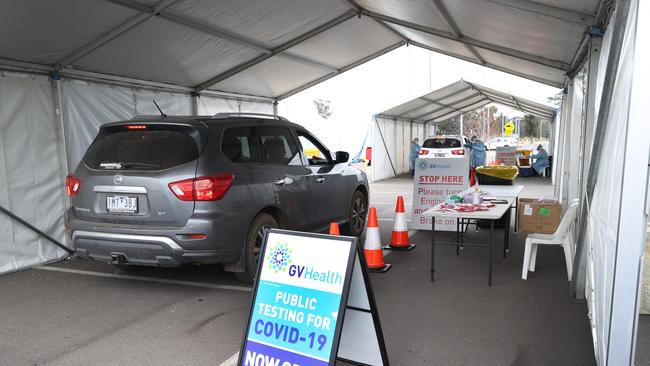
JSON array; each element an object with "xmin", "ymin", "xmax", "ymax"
[{"xmin": 153, "ymin": 99, "xmax": 167, "ymax": 118}]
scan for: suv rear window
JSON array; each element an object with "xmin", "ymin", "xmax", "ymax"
[
  {"xmin": 84, "ymin": 130, "xmax": 199, "ymax": 170},
  {"xmin": 423, "ymin": 137, "xmax": 462, "ymax": 148}
]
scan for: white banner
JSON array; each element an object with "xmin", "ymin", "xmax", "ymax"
[
  {"xmin": 410, "ymin": 157, "xmax": 470, "ymax": 231},
  {"xmin": 495, "ymin": 146, "xmax": 518, "ymax": 166}
]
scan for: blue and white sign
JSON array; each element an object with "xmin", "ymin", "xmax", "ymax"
[{"xmin": 239, "ymin": 230, "xmax": 356, "ymax": 366}]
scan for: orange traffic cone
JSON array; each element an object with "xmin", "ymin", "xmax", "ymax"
[
  {"xmin": 385, "ymin": 196, "xmax": 416, "ymax": 251},
  {"xmin": 365, "ymin": 208, "xmax": 391, "ymax": 273},
  {"xmin": 329, "ymin": 222, "xmax": 340, "ymax": 235}
]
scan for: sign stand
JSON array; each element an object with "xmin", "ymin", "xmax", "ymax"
[
  {"xmin": 336, "ymin": 246, "xmax": 390, "ymax": 366},
  {"xmin": 238, "ymin": 229, "xmax": 389, "ymax": 366}
]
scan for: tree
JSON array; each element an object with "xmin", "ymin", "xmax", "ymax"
[
  {"xmin": 435, "ymin": 118, "xmax": 460, "ymax": 135},
  {"xmin": 547, "ymin": 92, "xmax": 563, "ymax": 109},
  {"xmin": 520, "ymin": 114, "xmax": 540, "ymax": 140},
  {"xmin": 445, "ymin": 106, "xmax": 500, "ymax": 140}
]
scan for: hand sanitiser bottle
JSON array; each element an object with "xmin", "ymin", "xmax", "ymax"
[{"xmin": 472, "ymin": 187, "xmax": 480, "ymax": 204}]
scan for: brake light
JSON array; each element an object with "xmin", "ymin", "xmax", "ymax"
[
  {"xmin": 169, "ymin": 178, "xmax": 194, "ymax": 201},
  {"xmin": 126, "ymin": 125, "xmax": 148, "ymax": 129},
  {"xmin": 66, "ymin": 174, "xmax": 80, "ymax": 196},
  {"xmin": 451, "ymin": 149, "xmax": 465, "ymax": 155},
  {"xmin": 169, "ymin": 175, "xmax": 234, "ymax": 201},
  {"xmin": 419, "ymin": 150, "xmax": 429, "ymax": 155}
]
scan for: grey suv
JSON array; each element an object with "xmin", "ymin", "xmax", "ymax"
[{"xmin": 65, "ymin": 113, "xmax": 369, "ymax": 281}]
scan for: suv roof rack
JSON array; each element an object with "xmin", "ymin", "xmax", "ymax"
[{"xmin": 211, "ymin": 112, "xmax": 287, "ymax": 121}]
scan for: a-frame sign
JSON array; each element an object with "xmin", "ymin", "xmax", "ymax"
[{"xmin": 238, "ymin": 229, "xmax": 389, "ymax": 366}]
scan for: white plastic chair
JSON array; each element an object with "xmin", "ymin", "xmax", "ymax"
[{"xmin": 521, "ymin": 199, "xmax": 579, "ymax": 281}]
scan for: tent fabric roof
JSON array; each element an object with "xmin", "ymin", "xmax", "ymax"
[
  {"xmin": 378, "ymin": 80, "xmax": 557, "ymax": 122},
  {"xmin": 0, "ymin": 0, "xmax": 605, "ymax": 100}
]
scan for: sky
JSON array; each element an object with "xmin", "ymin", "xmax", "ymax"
[{"xmin": 278, "ymin": 45, "xmax": 560, "ymax": 156}]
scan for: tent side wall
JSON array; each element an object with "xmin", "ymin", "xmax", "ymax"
[
  {"xmin": 0, "ymin": 70, "xmax": 273, "ymax": 274},
  {"xmin": 552, "ymin": 0, "xmax": 649, "ymax": 363},
  {"xmin": 371, "ymin": 116, "xmax": 427, "ymax": 182},
  {"xmin": 0, "ymin": 72, "xmax": 69, "ymax": 273}
]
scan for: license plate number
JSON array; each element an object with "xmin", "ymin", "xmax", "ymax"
[
  {"xmin": 106, "ymin": 195, "xmax": 138, "ymax": 213},
  {"xmin": 435, "ymin": 153, "xmax": 446, "ymax": 157}
]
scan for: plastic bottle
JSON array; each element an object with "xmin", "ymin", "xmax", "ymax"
[{"xmin": 472, "ymin": 187, "xmax": 480, "ymax": 204}]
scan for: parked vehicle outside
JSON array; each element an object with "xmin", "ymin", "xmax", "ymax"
[
  {"xmin": 486, "ymin": 136, "xmax": 520, "ymax": 150},
  {"xmin": 418, "ymin": 135, "xmax": 470, "ymax": 159},
  {"xmin": 65, "ymin": 113, "xmax": 369, "ymax": 282}
]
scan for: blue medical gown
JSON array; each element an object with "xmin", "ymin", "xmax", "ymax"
[
  {"xmin": 468, "ymin": 141, "xmax": 486, "ymax": 167},
  {"xmin": 530, "ymin": 149, "xmax": 550, "ymax": 174},
  {"xmin": 409, "ymin": 142, "xmax": 420, "ymax": 169}
]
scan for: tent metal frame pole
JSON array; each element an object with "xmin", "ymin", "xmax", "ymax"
[
  {"xmin": 0, "ymin": 205, "xmax": 74, "ymax": 256},
  {"xmin": 415, "ymin": 92, "xmax": 483, "ymax": 119},
  {"xmin": 57, "ymin": 68, "xmax": 274, "ymax": 104},
  {"xmin": 427, "ymin": 100, "xmax": 491, "ymax": 122},
  {"xmin": 485, "ymin": 0, "xmax": 596, "ymax": 25},
  {"xmin": 430, "ymin": 0, "xmax": 486, "ymax": 64},
  {"xmin": 375, "ymin": 118, "xmax": 398, "ymax": 178},
  {"xmin": 194, "ymin": 10, "xmax": 357, "ymax": 91},
  {"xmin": 570, "ymin": 0, "xmax": 632, "ymax": 301},
  {"xmin": 401, "ymin": 87, "xmax": 473, "ymax": 116},
  {"xmin": 277, "ymin": 40, "xmax": 406, "ymax": 100},
  {"xmin": 410, "ymin": 41, "xmax": 564, "ymax": 88},
  {"xmin": 359, "ymin": 9, "xmax": 571, "ymax": 70},
  {"xmin": 57, "ymin": 0, "xmax": 180, "ymax": 67},
  {"xmin": 106, "ymin": 0, "xmax": 340, "ymax": 74}
]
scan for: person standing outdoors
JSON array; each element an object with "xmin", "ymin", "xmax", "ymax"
[
  {"xmin": 466, "ymin": 136, "xmax": 487, "ymax": 168},
  {"xmin": 409, "ymin": 138, "xmax": 420, "ymax": 176}
]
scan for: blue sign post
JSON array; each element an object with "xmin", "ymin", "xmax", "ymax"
[{"xmin": 239, "ymin": 229, "xmax": 357, "ymax": 366}]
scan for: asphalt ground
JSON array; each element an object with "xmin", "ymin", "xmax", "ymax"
[{"xmin": 0, "ymin": 176, "xmax": 597, "ymax": 365}]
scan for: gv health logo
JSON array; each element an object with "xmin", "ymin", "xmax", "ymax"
[
  {"xmin": 267, "ymin": 243, "xmax": 292, "ymax": 273},
  {"xmin": 418, "ymin": 159, "xmax": 452, "ymax": 171}
]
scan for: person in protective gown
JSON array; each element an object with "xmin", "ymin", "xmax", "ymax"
[
  {"xmin": 466, "ymin": 135, "xmax": 486, "ymax": 168},
  {"xmin": 409, "ymin": 138, "xmax": 420, "ymax": 176},
  {"xmin": 530, "ymin": 144, "xmax": 550, "ymax": 175}
]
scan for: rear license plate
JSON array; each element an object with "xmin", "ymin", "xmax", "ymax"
[
  {"xmin": 435, "ymin": 153, "xmax": 446, "ymax": 157},
  {"xmin": 106, "ymin": 195, "xmax": 138, "ymax": 213}
]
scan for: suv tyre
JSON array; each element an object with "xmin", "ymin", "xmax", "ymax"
[
  {"xmin": 236, "ymin": 213, "xmax": 279, "ymax": 283},
  {"xmin": 343, "ymin": 190, "xmax": 367, "ymax": 237}
]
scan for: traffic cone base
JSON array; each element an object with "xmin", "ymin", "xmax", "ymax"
[
  {"xmin": 386, "ymin": 196, "xmax": 416, "ymax": 251},
  {"xmin": 384, "ymin": 243, "xmax": 416, "ymax": 251},
  {"xmin": 368, "ymin": 263, "xmax": 392, "ymax": 273}
]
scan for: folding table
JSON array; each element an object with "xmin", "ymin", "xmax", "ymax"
[{"xmin": 423, "ymin": 197, "xmax": 514, "ymax": 286}]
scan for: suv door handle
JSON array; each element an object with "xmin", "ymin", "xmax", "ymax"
[
  {"xmin": 316, "ymin": 177, "xmax": 325, "ymax": 184},
  {"xmin": 274, "ymin": 178, "xmax": 286, "ymax": 185}
]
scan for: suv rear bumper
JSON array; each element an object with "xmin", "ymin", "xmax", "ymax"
[
  {"xmin": 68, "ymin": 216, "xmax": 242, "ymax": 267},
  {"xmin": 73, "ymin": 230, "xmax": 190, "ymax": 267}
]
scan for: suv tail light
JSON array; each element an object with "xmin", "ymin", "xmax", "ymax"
[
  {"xmin": 66, "ymin": 174, "xmax": 81, "ymax": 196},
  {"xmin": 451, "ymin": 149, "xmax": 465, "ymax": 155},
  {"xmin": 169, "ymin": 175, "xmax": 234, "ymax": 201},
  {"xmin": 419, "ymin": 150, "xmax": 429, "ymax": 155}
]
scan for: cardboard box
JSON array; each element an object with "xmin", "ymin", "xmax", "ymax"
[{"xmin": 518, "ymin": 198, "xmax": 562, "ymax": 234}]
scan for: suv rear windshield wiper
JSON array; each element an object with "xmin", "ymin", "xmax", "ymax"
[{"xmin": 119, "ymin": 162, "xmax": 161, "ymax": 169}]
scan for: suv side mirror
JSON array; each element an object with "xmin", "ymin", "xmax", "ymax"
[{"xmin": 335, "ymin": 151, "xmax": 349, "ymax": 164}]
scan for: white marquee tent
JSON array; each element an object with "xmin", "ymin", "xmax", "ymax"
[
  {"xmin": 371, "ymin": 80, "xmax": 558, "ymax": 182},
  {"xmin": 0, "ymin": 1, "xmax": 648, "ymax": 364}
]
